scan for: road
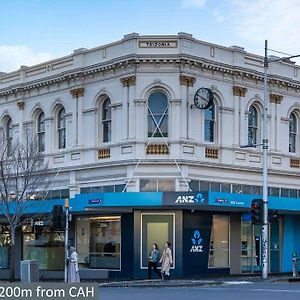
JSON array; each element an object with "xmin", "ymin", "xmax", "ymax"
[{"xmin": 99, "ymin": 282, "xmax": 300, "ymax": 300}]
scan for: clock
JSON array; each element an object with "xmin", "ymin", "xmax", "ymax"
[{"xmin": 194, "ymin": 87, "xmax": 213, "ymax": 109}]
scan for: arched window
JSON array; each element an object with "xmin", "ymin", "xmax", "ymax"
[
  {"xmin": 102, "ymin": 98, "xmax": 111, "ymax": 143},
  {"xmin": 37, "ymin": 112, "xmax": 45, "ymax": 152},
  {"xmin": 58, "ymin": 107, "xmax": 66, "ymax": 149},
  {"xmin": 204, "ymin": 103, "xmax": 215, "ymax": 142},
  {"xmin": 5, "ymin": 117, "xmax": 13, "ymax": 156},
  {"xmin": 248, "ymin": 105, "xmax": 258, "ymax": 145},
  {"xmin": 148, "ymin": 91, "xmax": 168, "ymax": 137},
  {"xmin": 289, "ymin": 112, "xmax": 297, "ymax": 153}
]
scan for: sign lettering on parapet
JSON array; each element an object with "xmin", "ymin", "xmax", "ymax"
[
  {"xmin": 139, "ymin": 41, "xmax": 178, "ymax": 48},
  {"xmin": 0, "ymin": 283, "xmax": 98, "ymax": 300},
  {"xmin": 162, "ymin": 192, "xmax": 208, "ymax": 207}
]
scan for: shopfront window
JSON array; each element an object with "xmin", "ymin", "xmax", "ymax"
[
  {"xmin": 141, "ymin": 214, "xmax": 174, "ymax": 268},
  {"xmin": 22, "ymin": 225, "xmax": 64, "ymax": 270},
  {"xmin": 208, "ymin": 215, "xmax": 229, "ymax": 268},
  {"xmin": 0, "ymin": 225, "xmax": 10, "ymax": 269},
  {"xmin": 76, "ymin": 216, "xmax": 121, "ymax": 270}
]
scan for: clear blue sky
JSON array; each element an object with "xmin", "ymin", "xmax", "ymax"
[{"xmin": 1, "ymin": 0, "xmax": 299, "ymax": 72}]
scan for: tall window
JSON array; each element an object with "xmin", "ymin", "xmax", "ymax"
[
  {"xmin": 37, "ymin": 112, "xmax": 45, "ymax": 152},
  {"xmin": 148, "ymin": 91, "xmax": 168, "ymax": 137},
  {"xmin": 248, "ymin": 105, "xmax": 258, "ymax": 145},
  {"xmin": 102, "ymin": 98, "xmax": 111, "ymax": 143},
  {"xmin": 289, "ymin": 112, "xmax": 297, "ymax": 153},
  {"xmin": 58, "ymin": 107, "xmax": 66, "ymax": 149},
  {"xmin": 204, "ymin": 103, "xmax": 215, "ymax": 142},
  {"xmin": 5, "ymin": 118, "xmax": 13, "ymax": 156}
]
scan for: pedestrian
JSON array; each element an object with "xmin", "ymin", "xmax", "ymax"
[
  {"xmin": 159, "ymin": 242, "xmax": 173, "ymax": 280},
  {"xmin": 67, "ymin": 246, "xmax": 80, "ymax": 283},
  {"xmin": 148, "ymin": 243, "xmax": 161, "ymax": 279}
]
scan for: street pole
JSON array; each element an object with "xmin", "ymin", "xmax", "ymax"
[
  {"xmin": 64, "ymin": 198, "xmax": 69, "ymax": 283},
  {"xmin": 262, "ymin": 40, "xmax": 269, "ymax": 279}
]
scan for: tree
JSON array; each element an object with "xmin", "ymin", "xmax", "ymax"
[{"xmin": 0, "ymin": 132, "xmax": 51, "ymax": 281}]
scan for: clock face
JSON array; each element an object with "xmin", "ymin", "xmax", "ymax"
[{"xmin": 194, "ymin": 88, "xmax": 213, "ymax": 109}]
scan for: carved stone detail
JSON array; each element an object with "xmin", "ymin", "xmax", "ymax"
[
  {"xmin": 269, "ymin": 93, "xmax": 283, "ymax": 104},
  {"xmin": 70, "ymin": 87, "xmax": 84, "ymax": 98},
  {"xmin": 17, "ymin": 100, "xmax": 25, "ymax": 110},
  {"xmin": 121, "ymin": 76, "xmax": 136, "ymax": 87},
  {"xmin": 180, "ymin": 75, "xmax": 196, "ymax": 87},
  {"xmin": 233, "ymin": 86, "xmax": 247, "ymax": 97}
]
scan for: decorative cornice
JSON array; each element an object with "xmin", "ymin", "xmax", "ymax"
[
  {"xmin": 70, "ymin": 87, "xmax": 84, "ymax": 98},
  {"xmin": 233, "ymin": 85, "xmax": 247, "ymax": 97},
  {"xmin": 180, "ymin": 75, "xmax": 196, "ymax": 87},
  {"xmin": 120, "ymin": 75, "xmax": 136, "ymax": 87},
  {"xmin": 17, "ymin": 100, "xmax": 25, "ymax": 110},
  {"xmin": 269, "ymin": 93, "xmax": 283, "ymax": 104}
]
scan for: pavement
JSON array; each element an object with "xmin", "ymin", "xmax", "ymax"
[{"xmin": 98, "ymin": 274, "xmax": 299, "ymax": 288}]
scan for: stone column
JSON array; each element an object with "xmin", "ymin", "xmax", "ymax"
[
  {"xmin": 269, "ymin": 93, "xmax": 283, "ymax": 152},
  {"xmin": 180, "ymin": 75, "xmax": 196, "ymax": 139},
  {"xmin": 232, "ymin": 86, "xmax": 247, "ymax": 146},
  {"xmin": 16, "ymin": 100, "xmax": 25, "ymax": 142},
  {"xmin": 121, "ymin": 75, "xmax": 136, "ymax": 139},
  {"xmin": 70, "ymin": 87, "xmax": 84, "ymax": 147}
]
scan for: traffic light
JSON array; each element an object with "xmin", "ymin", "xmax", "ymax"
[
  {"xmin": 251, "ymin": 199, "xmax": 263, "ymax": 225},
  {"xmin": 50, "ymin": 205, "xmax": 65, "ymax": 231},
  {"xmin": 268, "ymin": 210, "xmax": 279, "ymax": 223}
]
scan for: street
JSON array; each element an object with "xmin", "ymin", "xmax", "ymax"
[{"xmin": 99, "ymin": 282, "xmax": 300, "ymax": 300}]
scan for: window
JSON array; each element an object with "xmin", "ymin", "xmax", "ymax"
[
  {"xmin": 5, "ymin": 118, "xmax": 13, "ymax": 156},
  {"xmin": 204, "ymin": 103, "xmax": 215, "ymax": 142},
  {"xmin": 140, "ymin": 179, "xmax": 175, "ymax": 192},
  {"xmin": 102, "ymin": 98, "xmax": 111, "ymax": 143},
  {"xmin": 208, "ymin": 215, "xmax": 229, "ymax": 268},
  {"xmin": 148, "ymin": 91, "xmax": 168, "ymax": 137},
  {"xmin": 248, "ymin": 105, "xmax": 258, "ymax": 145},
  {"xmin": 76, "ymin": 216, "xmax": 121, "ymax": 270},
  {"xmin": 22, "ymin": 225, "xmax": 64, "ymax": 270},
  {"xmin": 289, "ymin": 112, "xmax": 297, "ymax": 153},
  {"xmin": 37, "ymin": 112, "xmax": 45, "ymax": 152},
  {"xmin": 0, "ymin": 225, "xmax": 10, "ymax": 269},
  {"xmin": 58, "ymin": 107, "xmax": 66, "ymax": 149},
  {"xmin": 141, "ymin": 214, "xmax": 174, "ymax": 268}
]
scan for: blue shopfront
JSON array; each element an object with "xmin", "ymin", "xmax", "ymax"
[{"xmin": 0, "ymin": 191, "xmax": 300, "ymax": 280}]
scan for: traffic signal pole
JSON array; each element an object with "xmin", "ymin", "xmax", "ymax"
[
  {"xmin": 262, "ymin": 40, "xmax": 269, "ymax": 279},
  {"xmin": 64, "ymin": 198, "xmax": 69, "ymax": 283}
]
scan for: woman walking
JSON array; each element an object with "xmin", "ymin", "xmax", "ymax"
[
  {"xmin": 160, "ymin": 242, "xmax": 173, "ymax": 280},
  {"xmin": 67, "ymin": 246, "xmax": 80, "ymax": 282},
  {"xmin": 148, "ymin": 243, "xmax": 161, "ymax": 279}
]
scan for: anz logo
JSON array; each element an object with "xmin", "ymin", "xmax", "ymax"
[
  {"xmin": 175, "ymin": 193, "xmax": 205, "ymax": 204},
  {"xmin": 190, "ymin": 230, "xmax": 204, "ymax": 253}
]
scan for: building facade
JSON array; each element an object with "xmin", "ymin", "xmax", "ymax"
[{"xmin": 0, "ymin": 32, "xmax": 300, "ymax": 279}]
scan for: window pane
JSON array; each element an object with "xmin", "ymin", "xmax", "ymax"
[
  {"xmin": 141, "ymin": 214, "xmax": 173, "ymax": 268},
  {"xmin": 189, "ymin": 180, "xmax": 200, "ymax": 191},
  {"xmin": 157, "ymin": 180, "xmax": 175, "ymax": 191},
  {"xmin": 252, "ymin": 186, "xmax": 262, "ymax": 195},
  {"xmin": 242, "ymin": 185, "xmax": 252, "ymax": 195},
  {"xmin": 290, "ymin": 189, "xmax": 297, "ymax": 198},
  {"xmin": 103, "ymin": 185, "xmax": 114, "ymax": 192},
  {"xmin": 140, "ymin": 179, "xmax": 157, "ymax": 192},
  {"xmin": 76, "ymin": 216, "xmax": 121, "ymax": 269},
  {"xmin": 23, "ymin": 227, "xmax": 64, "ymax": 270},
  {"xmin": 0, "ymin": 232, "xmax": 10, "ymax": 269},
  {"xmin": 211, "ymin": 182, "xmax": 220, "ymax": 192},
  {"xmin": 221, "ymin": 183, "xmax": 231, "ymax": 193},
  {"xmin": 208, "ymin": 215, "xmax": 229, "ymax": 267},
  {"xmin": 271, "ymin": 188, "xmax": 280, "ymax": 197},
  {"xmin": 281, "ymin": 188, "xmax": 289, "ymax": 197},
  {"xmin": 232, "ymin": 184, "xmax": 242, "ymax": 194},
  {"xmin": 204, "ymin": 104, "xmax": 215, "ymax": 142},
  {"xmin": 200, "ymin": 181, "xmax": 210, "ymax": 192}
]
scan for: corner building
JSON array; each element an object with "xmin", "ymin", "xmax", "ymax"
[{"xmin": 0, "ymin": 32, "xmax": 300, "ymax": 280}]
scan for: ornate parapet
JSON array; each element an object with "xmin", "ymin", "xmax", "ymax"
[
  {"xmin": 70, "ymin": 87, "xmax": 84, "ymax": 98},
  {"xmin": 269, "ymin": 93, "xmax": 283, "ymax": 104},
  {"xmin": 233, "ymin": 85, "xmax": 247, "ymax": 97},
  {"xmin": 180, "ymin": 75, "xmax": 196, "ymax": 87},
  {"xmin": 121, "ymin": 75, "xmax": 136, "ymax": 87}
]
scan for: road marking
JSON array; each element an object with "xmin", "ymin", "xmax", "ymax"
[
  {"xmin": 199, "ymin": 287, "xmax": 300, "ymax": 293},
  {"xmin": 223, "ymin": 281, "xmax": 253, "ymax": 285}
]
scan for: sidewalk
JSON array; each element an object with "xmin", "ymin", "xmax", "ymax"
[{"xmin": 98, "ymin": 274, "xmax": 295, "ymax": 288}]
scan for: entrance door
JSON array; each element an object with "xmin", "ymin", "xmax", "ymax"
[{"xmin": 241, "ymin": 219, "xmax": 281, "ymax": 273}]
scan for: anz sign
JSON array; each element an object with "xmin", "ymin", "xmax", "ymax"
[
  {"xmin": 190, "ymin": 230, "xmax": 204, "ymax": 253},
  {"xmin": 162, "ymin": 192, "xmax": 207, "ymax": 206}
]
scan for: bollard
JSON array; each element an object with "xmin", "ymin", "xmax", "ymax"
[{"xmin": 293, "ymin": 257, "xmax": 298, "ymax": 277}]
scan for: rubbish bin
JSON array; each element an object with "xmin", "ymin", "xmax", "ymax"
[{"xmin": 20, "ymin": 260, "xmax": 39, "ymax": 282}]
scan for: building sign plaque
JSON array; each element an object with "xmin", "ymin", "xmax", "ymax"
[{"xmin": 139, "ymin": 41, "xmax": 178, "ymax": 48}]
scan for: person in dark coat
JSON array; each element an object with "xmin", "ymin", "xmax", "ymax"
[{"xmin": 148, "ymin": 243, "xmax": 161, "ymax": 279}]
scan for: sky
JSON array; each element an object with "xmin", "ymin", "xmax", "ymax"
[{"xmin": 1, "ymin": 0, "xmax": 300, "ymax": 72}]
